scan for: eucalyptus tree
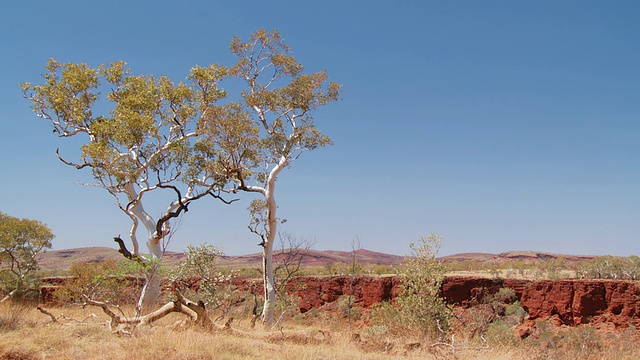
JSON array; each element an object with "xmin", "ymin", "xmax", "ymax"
[
  {"xmin": 21, "ymin": 29, "xmax": 340, "ymax": 324},
  {"xmin": 0, "ymin": 212, "xmax": 54, "ymax": 301},
  {"xmin": 21, "ymin": 60, "xmax": 240, "ymax": 309},
  {"xmin": 221, "ymin": 29, "xmax": 341, "ymax": 327}
]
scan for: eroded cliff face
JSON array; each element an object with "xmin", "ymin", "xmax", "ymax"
[
  {"xmin": 288, "ymin": 276, "xmax": 640, "ymax": 329},
  {"xmin": 519, "ymin": 279, "xmax": 639, "ymax": 328},
  {"xmin": 41, "ymin": 275, "xmax": 640, "ymax": 328}
]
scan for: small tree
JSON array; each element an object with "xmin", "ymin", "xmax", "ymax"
[
  {"xmin": 205, "ymin": 29, "xmax": 340, "ymax": 328},
  {"xmin": 273, "ymin": 231, "xmax": 314, "ymax": 292},
  {"xmin": 55, "ymin": 260, "xmax": 145, "ymax": 305},
  {"xmin": 168, "ymin": 243, "xmax": 233, "ymax": 314},
  {"xmin": 0, "ymin": 212, "xmax": 54, "ymax": 301},
  {"xmin": 223, "ymin": 29, "xmax": 341, "ymax": 327},
  {"xmin": 397, "ymin": 233, "xmax": 451, "ymax": 341},
  {"xmin": 21, "ymin": 59, "xmax": 240, "ymax": 310}
]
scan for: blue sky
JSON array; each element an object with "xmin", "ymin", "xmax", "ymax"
[{"xmin": 1, "ymin": 1, "xmax": 638, "ymax": 257}]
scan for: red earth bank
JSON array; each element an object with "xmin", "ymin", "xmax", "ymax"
[
  {"xmin": 287, "ymin": 276, "xmax": 640, "ymax": 329},
  {"xmin": 41, "ymin": 275, "xmax": 640, "ymax": 329}
]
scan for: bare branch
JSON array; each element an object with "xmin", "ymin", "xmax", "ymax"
[
  {"xmin": 113, "ymin": 235, "xmax": 132, "ymax": 260},
  {"xmin": 37, "ymin": 307, "xmax": 59, "ymax": 324},
  {"xmin": 56, "ymin": 148, "xmax": 91, "ymax": 170}
]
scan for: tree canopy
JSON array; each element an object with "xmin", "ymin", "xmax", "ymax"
[
  {"xmin": 22, "ymin": 28, "xmax": 340, "ymax": 323},
  {"xmin": 21, "ymin": 60, "xmax": 241, "ymax": 260},
  {"xmin": 0, "ymin": 212, "xmax": 54, "ymax": 299}
]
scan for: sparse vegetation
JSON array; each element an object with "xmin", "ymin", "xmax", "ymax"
[
  {"xmin": 575, "ymin": 256, "xmax": 640, "ymax": 280},
  {"xmin": 5, "ymin": 297, "xmax": 639, "ymax": 360},
  {"xmin": 393, "ymin": 233, "xmax": 452, "ymax": 342},
  {"xmin": 54, "ymin": 259, "xmax": 145, "ymax": 305},
  {"xmin": 169, "ymin": 244, "xmax": 234, "ymax": 310},
  {"xmin": 443, "ymin": 255, "xmax": 640, "ymax": 281}
]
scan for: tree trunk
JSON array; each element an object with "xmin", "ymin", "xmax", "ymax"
[
  {"xmin": 261, "ymin": 239, "xmax": 276, "ymax": 328},
  {"xmin": 136, "ymin": 240, "xmax": 163, "ymax": 314},
  {"xmin": 261, "ymin": 181, "xmax": 279, "ymax": 329},
  {"xmin": 136, "ymin": 270, "xmax": 161, "ymax": 315}
]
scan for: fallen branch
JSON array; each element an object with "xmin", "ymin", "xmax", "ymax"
[
  {"xmin": 37, "ymin": 307, "xmax": 60, "ymax": 324},
  {"xmin": 80, "ymin": 290, "xmax": 237, "ymax": 334},
  {"xmin": 40, "ymin": 293, "xmax": 330, "ymax": 344},
  {"xmin": 82, "ymin": 294, "xmax": 195, "ymax": 327},
  {"xmin": 37, "ymin": 306, "xmax": 100, "ymax": 327}
]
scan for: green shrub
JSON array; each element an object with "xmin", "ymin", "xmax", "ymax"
[
  {"xmin": 396, "ymin": 233, "xmax": 451, "ymax": 341},
  {"xmin": 485, "ymin": 319, "xmax": 520, "ymax": 347},
  {"xmin": 505, "ymin": 300, "xmax": 527, "ymax": 318},
  {"xmin": 55, "ymin": 260, "xmax": 145, "ymax": 304},
  {"xmin": 168, "ymin": 244, "xmax": 235, "ymax": 314}
]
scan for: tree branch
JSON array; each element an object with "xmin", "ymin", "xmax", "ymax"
[{"xmin": 56, "ymin": 148, "xmax": 91, "ymax": 169}]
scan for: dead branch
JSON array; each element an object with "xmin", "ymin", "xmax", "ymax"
[
  {"xmin": 112, "ymin": 235, "xmax": 147, "ymax": 266},
  {"xmin": 80, "ymin": 290, "xmax": 237, "ymax": 334},
  {"xmin": 82, "ymin": 294, "xmax": 194, "ymax": 327},
  {"xmin": 60, "ymin": 313, "xmax": 97, "ymax": 323},
  {"xmin": 113, "ymin": 236, "xmax": 133, "ymax": 260},
  {"xmin": 36, "ymin": 307, "xmax": 97, "ymax": 327},
  {"xmin": 37, "ymin": 307, "xmax": 59, "ymax": 324}
]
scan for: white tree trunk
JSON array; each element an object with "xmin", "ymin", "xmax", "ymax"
[
  {"xmin": 123, "ymin": 183, "xmax": 164, "ymax": 311},
  {"xmin": 146, "ymin": 236, "xmax": 163, "ymax": 260},
  {"xmin": 123, "ymin": 183, "xmax": 158, "ymax": 258},
  {"xmin": 261, "ymin": 162, "xmax": 283, "ymax": 329},
  {"xmin": 262, "ymin": 238, "xmax": 276, "ymax": 328},
  {"xmin": 136, "ymin": 266, "xmax": 161, "ymax": 315}
]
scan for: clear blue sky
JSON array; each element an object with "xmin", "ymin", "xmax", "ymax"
[{"xmin": 1, "ymin": 1, "xmax": 638, "ymax": 257}]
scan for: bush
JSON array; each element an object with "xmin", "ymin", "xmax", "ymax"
[
  {"xmin": 54, "ymin": 260, "xmax": 145, "ymax": 305},
  {"xmin": 396, "ymin": 233, "xmax": 451, "ymax": 341},
  {"xmin": 168, "ymin": 244, "xmax": 235, "ymax": 313},
  {"xmin": 365, "ymin": 301, "xmax": 404, "ymax": 337}
]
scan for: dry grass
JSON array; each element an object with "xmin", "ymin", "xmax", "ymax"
[{"xmin": 1, "ymin": 302, "xmax": 639, "ymax": 360}]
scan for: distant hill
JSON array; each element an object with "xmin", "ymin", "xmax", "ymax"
[
  {"xmin": 36, "ymin": 247, "xmax": 596, "ymax": 273},
  {"xmin": 438, "ymin": 251, "xmax": 594, "ymax": 264},
  {"xmin": 36, "ymin": 247, "xmax": 406, "ymax": 273}
]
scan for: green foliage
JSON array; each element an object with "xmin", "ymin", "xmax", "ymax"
[
  {"xmin": 396, "ymin": 233, "xmax": 451, "ymax": 340},
  {"xmin": 505, "ymin": 300, "xmax": 527, "ymax": 318},
  {"xmin": 487, "ymin": 287, "xmax": 517, "ymax": 304},
  {"xmin": 575, "ymin": 256, "xmax": 640, "ymax": 280},
  {"xmin": 0, "ymin": 212, "xmax": 54, "ymax": 298},
  {"xmin": 23, "ymin": 29, "xmax": 341, "ymax": 326},
  {"xmin": 481, "ymin": 287, "xmax": 527, "ymax": 321},
  {"xmin": 484, "ymin": 319, "xmax": 521, "ymax": 347},
  {"xmin": 365, "ymin": 301, "xmax": 406, "ymax": 338},
  {"xmin": 21, "ymin": 52, "xmax": 253, "ymax": 263},
  {"xmin": 55, "ymin": 260, "xmax": 145, "ymax": 305},
  {"xmin": 168, "ymin": 244, "xmax": 234, "ymax": 310},
  {"xmin": 332, "ymin": 261, "xmax": 364, "ymax": 276},
  {"xmin": 233, "ymin": 39, "xmax": 338, "ymax": 172}
]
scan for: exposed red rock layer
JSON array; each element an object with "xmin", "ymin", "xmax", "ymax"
[
  {"xmin": 39, "ymin": 275, "xmax": 640, "ymax": 328},
  {"xmin": 288, "ymin": 276, "xmax": 640, "ymax": 329}
]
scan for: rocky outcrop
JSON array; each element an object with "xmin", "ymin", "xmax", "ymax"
[
  {"xmin": 39, "ymin": 275, "xmax": 640, "ymax": 329},
  {"xmin": 285, "ymin": 276, "xmax": 401, "ymax": 312},
  {"xmin": 519, "ymin": 279, "xmax": 639, "ymax": 328},
  {"xmin": 288, "ymin": 276, "xmax": 640, "ymax": 329}
]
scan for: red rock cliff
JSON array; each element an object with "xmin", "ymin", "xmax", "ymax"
[{"xmin": 288, "ymin": 276, "xmax": 640, "ymax": 328}]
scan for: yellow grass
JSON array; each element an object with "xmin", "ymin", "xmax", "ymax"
[{"xmin": 1, "ymin": 301, "xmax": 639, "ymax": 360}]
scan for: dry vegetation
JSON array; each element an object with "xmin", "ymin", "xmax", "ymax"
[
  {"xmin": 8, "ymin": 247, "xmax": 639, "ymax": 359},
  {"xmin": 2, "ymin": 300, "xmax": 640, "ymax": 360}
]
